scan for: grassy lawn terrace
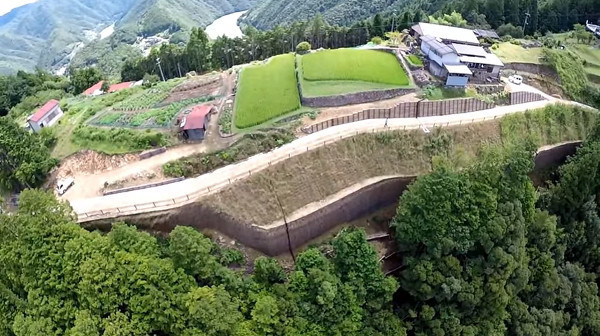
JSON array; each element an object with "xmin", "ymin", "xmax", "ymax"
[
  {"xmin": 422, "ymin": 86, "xmax": 478, "ymax": 101},
  {"xmin": 406, "ymin": 54, "xmax": 423, "ymax": 66},
  {"xmin": 234, "ymin": 54, "xmax": 301, "ymax": 129},
  {"xmin": 302, "ymin": 49, "xmax": 409, "ymax": 85},
  {"xmin": 492, "ymin": 42, "xmax": 543, "ymax": 64},
  {"xmin": 298, "ymin": 48, "xmax": 412, "ymax": 97}
]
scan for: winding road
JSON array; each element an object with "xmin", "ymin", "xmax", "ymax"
[{"xmin": 72, "ymin": 96, "xmax": 578, "ymax": 222}]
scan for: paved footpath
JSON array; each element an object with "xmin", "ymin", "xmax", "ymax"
[{"xmin": 71, "ymin": 99, "xmax": 582, "ymax": 222}]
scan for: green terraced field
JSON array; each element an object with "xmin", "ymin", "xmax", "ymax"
[
  {"xmin": 301, "ymin": 49, "xmax": 409, "ymax": 85},
  {"xmin": 234, "ymin": 54, "xmax": 301, "ymax": 129}
]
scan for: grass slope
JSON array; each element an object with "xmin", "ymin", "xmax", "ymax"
[
  {"xmin": 568, "ymin": 44, "xmax": 600, "ymax": 83},
  {"xmin": 301, "ymin": 49, "xmax": 409, "ymax": 85},
  {"xmin": 202, "ymin": 104, "xmax": 595, "ymax": 226},
  {"xmin": 234, "ymin": 54, "xmax": 301, "ymax": 129},
  {"xmin": 492, "ymin": 42, "xmax": 543, "ymax": 64},
  {"xmin": 407, "ymin": 55, "xmax": 423, "ymax": 66}
]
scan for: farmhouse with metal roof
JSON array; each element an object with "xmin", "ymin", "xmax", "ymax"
[
  {"xmin": 412, "ymin": 22, "xmax": 503, "ymax": 86},
  {"xmin": 28, "ymin": 99, "xmax": 64, "ymax": 133}
]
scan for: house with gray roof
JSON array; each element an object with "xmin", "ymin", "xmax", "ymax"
[{"xmin": 414, "ymin": 23, "xmax": 503, "ymax": 86}]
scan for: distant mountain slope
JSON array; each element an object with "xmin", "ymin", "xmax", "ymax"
[
  {"xmin": 244, "ymin": 0, "xmax": 403, "ymax": 29},
  {"xmin": 0, "ymin": 0, "xmax": 253, "ymax": 74}
]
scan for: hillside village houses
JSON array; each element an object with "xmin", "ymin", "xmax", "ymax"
[
  {"xmin": 411, "ymin": 22, "xmax": 504, "ymax": 87},
  {"xmin": 28, "ymin": 99, "xmax": 64, "ymax": 133},
  {"xmin": 83, "ymin": 80, "xmax": 143, "ymax": 96}
]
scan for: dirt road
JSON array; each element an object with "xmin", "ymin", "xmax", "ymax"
[{"xmin": 72, "ymin": 99, "xmax": 577, "ymax": 221}]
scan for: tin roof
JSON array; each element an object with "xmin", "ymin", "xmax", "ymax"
[
  {"xmin": 421, "ymin": 35, "xmax": 455, "ymax": 55},
  {"xmin": 83, "ymin": 81, "xmax": 104, "ymax": 95},
  {"xmin": 413, "ymin": 22, "xmax": 479, "ymax": 44},
  {"xmin": 444, "ymin": 64, "xmax": 473, "ymax": 75},
  {"xmin": 182, "ymin": 105, "xmax": 213, "ymax": 131},
  {"xmin": 29, "ymin": 99, "xmax": 60, "ymax": 122},
  {"xmin": 459, "ymin": 53, "xmax": 504, "ymax": 66},
  {"xmin": 108, "ymin": 82, "xmax": 133, "ymax": 93},
  {"xmin": 451, "ymin": 43, "xmax": 488, "ymax": 57}
]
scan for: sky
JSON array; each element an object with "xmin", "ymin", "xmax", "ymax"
[{"xmin": 0, "ymin": 0, "xmax": 39, "ymax": 16}]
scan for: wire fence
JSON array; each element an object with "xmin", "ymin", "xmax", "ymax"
[{"xmin": 76, "ymin": 103, "xmax": 548, "ymax": 222}]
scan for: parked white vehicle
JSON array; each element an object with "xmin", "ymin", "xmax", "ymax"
[
  {"xmin": 56, "ymin": 178, "xmax": 75, "ymax": 196},
  {"xmin": 509, "ymin": 75, "xmax": 523, "ymax": 85}
]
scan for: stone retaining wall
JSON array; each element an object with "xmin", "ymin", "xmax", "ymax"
[
  {"xmin": 301, "ymin": 88, "xmax": 415, "ymax": 108},
  {"xmin": 504, "ymin": 62, "xmax": 560, "ymax": 82}
]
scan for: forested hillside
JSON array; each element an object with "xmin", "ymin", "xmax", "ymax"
[
  {"xmin": 0, "ymin": 0, "xmax": 254, "ymax": 74},
  {"xmin": 244, "ymin": 0, "xmax": 403, "ymax": 29},
  {"xmin": 245, "ymin": 0, "xmax": 600, "ymax": 34},
  {"xmin": 4, "ymin": 110, "xmax": 600, "ymax": 334}
]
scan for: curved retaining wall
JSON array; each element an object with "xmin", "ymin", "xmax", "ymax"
[
  {"xmin": 85, "ymin": 177, "xmax": 415, "ymax": 255},
  {"xmin": 83, "ymin": 142, "xmax": 581, "ymax": 255}
]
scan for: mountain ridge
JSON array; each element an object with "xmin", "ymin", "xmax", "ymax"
[{"xmin": 0, "ymin": 0, "xmax": 253, "ymax": 74}]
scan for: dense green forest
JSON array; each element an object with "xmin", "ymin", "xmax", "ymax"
[
  {"xmin": 4, "ymin": 112, "xmax": 600, "ymax": 334},
  {"xmin": 245, "ymin": 0, "xmax": 600, "ymax": 34}
]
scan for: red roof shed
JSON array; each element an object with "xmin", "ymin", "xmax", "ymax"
[
  {"xmin": 182, "ymin": 105, "xmax": 213, "ymax": 130},
  {"xmin": 29, "ymin": 100, "xmax": 60, "ymax": 122},
  {"xmin": 83, "ymin": 81, "xmax": 104, "ymax": 96},
  {"xmin": 108, "ymin": 82, "xmax": 133, "ymax": 93}
]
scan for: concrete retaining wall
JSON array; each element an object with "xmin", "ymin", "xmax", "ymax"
[{"xmin": 86, "ymin": 177, "xmax": 415, "ymax": 255}]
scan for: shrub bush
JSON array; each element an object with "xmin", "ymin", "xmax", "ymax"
[
  {"xmin": 497, "ymin": 24, "xmax": 524, "ymax": 38},
  {"xmin": 296, "ymin": 41, "xmax": 311, "ymax": 54},
  {"xmin": 371, "ymin": 37, "xmax": 383, "ymax": 45},
  {"xmin": 73, "ymin": 126, "xmax": 168, "ymax": 151}
]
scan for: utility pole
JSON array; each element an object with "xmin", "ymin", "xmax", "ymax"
[
  {"xmin": 522, "ymin": 12, "xmax": 531, "ymax": 34},
  {"xmin": 156, "ymin": 57, "xmax": 166, "ymax": 82},
  {"xmin": 266, "ymin": 178, "xmax": 296, "ymax": 263}
]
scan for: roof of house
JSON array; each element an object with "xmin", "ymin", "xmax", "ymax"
[
  {"xmin": 474, "ymin": 29, "xmax": 500, "ymax": 39},
  {"xmin": 421, "ymin": 35, "xmax": 455, "ymax": 56},
  {"xmin": 108, "ymin": 82, "xmax": 133, "ymax": 93},
  {"xmin": 412, "ymin": 22, "xmax": 480, "ymax": 45},
  {"xmin": 451, "ymin": 43, "xmax": 488, "ymax": 57},
  {"xmin": 181, "ymin": 105, "xmax": 213, "ymax": 131},
  {"xmin": 29, "ymin": 99, "xmax": 60, "ymax": 122},
  {"xmin": 444, "ymin": 64, "xmax": 473, "ymax": 75},
  {"xmin": 83, "ymin": 81, "xmax": 104, "ymax": 95},
  {"xmin": 459, "ymin": 53, "xmax": 504, "ymax": 66}
]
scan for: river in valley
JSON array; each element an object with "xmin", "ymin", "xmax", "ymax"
[{"xmin": 205, "ymin": 10, "xmax": 247, "ymax": 39}]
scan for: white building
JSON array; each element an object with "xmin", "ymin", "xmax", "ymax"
[
  {"xmin": 412, "ymin": 22, "xmax": 480, "ymax": 45},
  {"xmin": 28, "ymin": 99, "xmax": 64, "ymax": 133},
  {"xmin": 415, "ymin": 23, "xmax": 504, "ymax": 87}
]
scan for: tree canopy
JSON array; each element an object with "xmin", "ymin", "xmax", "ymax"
[{"xmin": 0, "ymin": 118, "xmax": 57, "ymax": 191}]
